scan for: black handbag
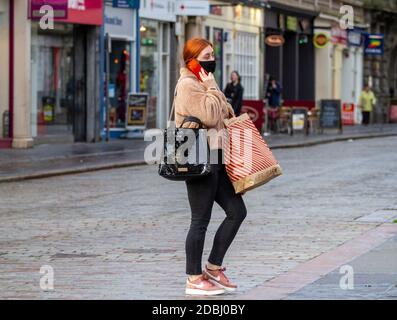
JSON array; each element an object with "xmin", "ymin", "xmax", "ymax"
[{"xmin": 158, "ymin": 88, "xmax": 211, "ymax": 181}]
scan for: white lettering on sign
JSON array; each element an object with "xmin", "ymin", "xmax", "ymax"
[
  {"xmin": 105, "ymin": 15, "xmax": 122, "ymax": 26},
  {"xmin": 69, "ymin": 0, "xmax": 85, "ymax": 10}
]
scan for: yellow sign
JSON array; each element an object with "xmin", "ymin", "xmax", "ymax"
[
  {"xmin": 292, "ymin": 114, "xmax": 305, "ymax": 130},
  {"xmin": 313, "ymin": 33, "xmax": 329, "ymax": 48},
  {"xmin": 286, "ymin": 16, "xmax": 298, "ymax": 31}
]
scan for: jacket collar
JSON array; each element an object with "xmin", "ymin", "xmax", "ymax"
[{"xmin": 179, "ymin": 67, "xmax": 197, "ymax": 80}]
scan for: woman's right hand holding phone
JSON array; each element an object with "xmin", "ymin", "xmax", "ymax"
[{"xmin": 200, "ymin": 69, "xmax": 217, "ymax": 89}]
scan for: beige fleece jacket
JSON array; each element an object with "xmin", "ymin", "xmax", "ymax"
[{"xmin": 174, "ymin": 67, "xmax": 235, "ymax": 150}]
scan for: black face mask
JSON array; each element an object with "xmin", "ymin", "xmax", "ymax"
[{"xmin": 199, "ymin": 60, "xmax": 216, "ymax": 74}]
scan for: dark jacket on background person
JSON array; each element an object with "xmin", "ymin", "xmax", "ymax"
[
  {"xmin": 224, "ymin": 82, "xmax": 244, "ymax": 116},
  {"xmin": 266, "ymin": 81, "xmax": 282, "ymax": 107}
]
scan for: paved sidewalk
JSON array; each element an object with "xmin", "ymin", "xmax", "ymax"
[
  {"xmin": 0, "ymin": 123, "xmax": 396, "ymax": 182},
  {"xmin": 287, "ymin": 232, "xmax": 397, "ymax": 300}
]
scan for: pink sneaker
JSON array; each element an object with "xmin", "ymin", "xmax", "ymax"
[
  {"xmin": 185, "ymin": 275, "xmax": 225, "ymax": 296},
  {"xmin": 203, "ymin": 265, "xmax": 237, "ymax": 292}
]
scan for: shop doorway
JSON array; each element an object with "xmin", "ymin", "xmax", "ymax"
[
  {"xmin": 140, "ymin": 19, "xmax": 171, "ymax": 129},
  {"xmin": 31, "ymin": 23, "xmax": 75, "ymax": 143},
  {"xmin": 108, "ymin": 38, "xmax": 131, "ymax": 130}
]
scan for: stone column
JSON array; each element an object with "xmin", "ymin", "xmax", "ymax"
[{"xmin": 12, "ymin": 0, "xmax": 33, "ymax": 148}]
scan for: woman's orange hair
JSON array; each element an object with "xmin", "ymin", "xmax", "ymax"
[{"xmin": 183, "ymin": 38, "xmax": 213, "ymax": 65}]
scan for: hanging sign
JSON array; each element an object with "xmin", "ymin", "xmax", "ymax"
[
  {"xmin": 265, "ymin": 34, "xmax": 285, "ymax": 47},
  {"xmin": 331, "ymin": 26, "xmax": 347, "ymax": 45},
  {"xmin": 286, "ymin": 16, "xmax": 298, "ymax": 32},
  {"xmin": 364, "ymin": 34, "xmax": 384, "ymax": 56},
  {"xmin": 348, "ymin": 30, "xmax": 362, "ymax": 47},
  {"xmin": 313, "ymin": 32, "xmax": 329, "ymax": 48}
]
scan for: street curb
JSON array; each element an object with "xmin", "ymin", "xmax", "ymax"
[
  {"xmin": 269, "ymin": 132, "xmax": 397, "ymax": 149},
  {"xmin": 0, "ymin": 161, "xmax": 147, "ymax": 183},
  {"xmin": 0, "ymin": 132, "xmax": 396, "ymax": 183}
]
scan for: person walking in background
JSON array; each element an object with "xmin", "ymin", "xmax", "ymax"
[
  {"xmin": 266, "ymin": 76, "xmax": 282, "ymax": 132},
  {"xmin": 174, "ymin": 38, "xmax": 247, "ymax": 296},
  {"xmin": 359, "ymin": 85, "xmax": 377, "ymax": 125},
  {"xmin": 224, "ymin": 71, "xmax": 244, "ymax": 116}
]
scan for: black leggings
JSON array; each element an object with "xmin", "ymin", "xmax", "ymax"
[{"xmin": 185, "ymin": 149, "xmax": 247, "ymax": 275}]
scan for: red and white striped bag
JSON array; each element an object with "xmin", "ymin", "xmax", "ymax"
[{"xmin": 223, "ymin": 113, "xmax": 283, "ymax": 194}]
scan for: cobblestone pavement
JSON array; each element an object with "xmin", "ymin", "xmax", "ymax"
[{"xmin": 0, "ymin": 136, "xmax": 396, "ymax": 299}]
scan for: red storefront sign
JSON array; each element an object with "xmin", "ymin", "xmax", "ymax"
[
  {"xmin": 241, "ymin": 100, "xmax": 264, "ymax": 132},
  {"xmin": 29, "ymin": 0, "xmax": 103, "ymax": 25},
  {"xmin": 342, "ymin": 103, "xmax": 355, "ymax": 125}
]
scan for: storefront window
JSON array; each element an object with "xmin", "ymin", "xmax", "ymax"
[
  {"xmin": 31, "ymin": 23, "xmax": 74, "ymax": 139},
  {"xmin": 140, "ymin": 19, "xmax": 159, "ymax": 129},
  {"xmin": 235, "ymin": 32, "xmax": 258, "ymax": 100},
  {"xmin": 108, "ymin": 40, "xmax": 131, "ymax": 128}
]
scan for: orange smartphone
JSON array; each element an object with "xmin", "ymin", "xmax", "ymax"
[{"xmin": 187, "ymin": 59, "xmax": 207, "ymax": 82}]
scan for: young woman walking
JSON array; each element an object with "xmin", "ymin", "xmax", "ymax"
[{"xmin": 174, "ymin": 38, "xmax": 247, "ymax": 296}]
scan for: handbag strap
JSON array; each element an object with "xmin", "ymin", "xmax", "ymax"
[
  {"xmin": 168, "ymin": 86, "xmax": 178, "ymax": 122},
  {"xmin": 181, "ymin": 116, "xmax": 203, "ymax": 128}
]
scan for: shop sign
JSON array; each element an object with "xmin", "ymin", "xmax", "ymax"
[
  {"xmin": 313, "ymin": 32, "xmax": 329, "ymax": 48},
  {"xmin": 52, "ymin": 0, "xmax": 103, "ymax": 25},
  {"xmin": 29, "ymin": 0, "xmax": 68, "ymax": 20},
  {"xmin": 331, "ymin": 26, "xmax": 347, "ymax": 45},
  {"xmin": 177, "ymin": 1, "xmax": 209, "ymax": 16},
  {"xmin": 265, "ymin": 34, "xmax": 284, "ymax": 47},
  {"xmin": 111, "ymin": 0, "xmax": 140, "ymax": 9},
  {"xmin": 140, "ymin": 0, "xmax": 176, "ymax": 22},
  {"xmin": 286, "ymin": 16, "xmax": 297, "ymax": 32},
  {"xmin": 105, "ymin": 6, "xmax": 135, "ymax": 39},
  {"xmin": 347, "ymin": 30, "xmax": 362, "ymax": 47},
  {"xmin": 342, "ymin": 103, "xmax": 355, "ymax": 125},
  {"xmin": 364, "ymin": 34, "xmax": 384, "ymax": 56},
  {"xmin": 210, "ymin": 6, "xmax": 222, "ymax": 16}
]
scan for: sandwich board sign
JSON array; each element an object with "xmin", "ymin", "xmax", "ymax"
[
  {"xmin": 319, "ymin": 99, "xmax": 343, "ymax": 133},
  {"xmin": 125, "ymin": 93, "xmax": 148, "ymax": 138}
]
